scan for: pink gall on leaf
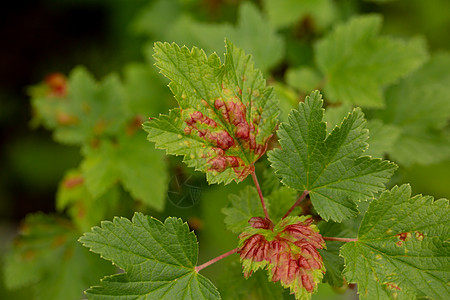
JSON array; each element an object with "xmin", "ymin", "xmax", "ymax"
[{"xmin": 238, "ymin": 216, "xmax": 325, "ymax": 299}]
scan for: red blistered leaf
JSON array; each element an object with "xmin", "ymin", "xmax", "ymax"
[
  {"xmin": 238, "ymin": 216, "xmax": 325, "ymax": 299},
  {"xmin": 144, "ymin": 41, "xmax": 279, "ymax": 184}
]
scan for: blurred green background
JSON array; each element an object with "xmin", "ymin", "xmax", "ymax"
[{"xmin": 1, "ymin": 0, "xmax": 449, "ymax": 299}]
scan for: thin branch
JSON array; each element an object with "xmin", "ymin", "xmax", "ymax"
[
  {"xmin": 282, "ymin": 190, "xmax": 309, "ymax": 219},
  {"xmin": 195, "ymin": 248, "xmax": 238, "ymax": 273},
  {"xmin": 323, "ymin": 237, "xmax": 358, "ymax": 242},
  {"xmin": 251, "ymin": 170, "xmax": 270, "ymax": 220}
]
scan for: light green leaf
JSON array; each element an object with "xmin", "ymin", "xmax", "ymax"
[
  {"xmin": 143, "ymin": 41, "xmax": 278, "ymax": 184},
  {"xmin": 56, "ymin": 169, "xmax": 121, "ymax": 232},
  {"xmin": 131, "ymin": 0, "xmax": 182, "ymax": 38},
  {"xmin": 79, "ymin": 213, "xmax": 220, "ymax": 300},
  {"xmin": 365, "ymin": 119, "xmax": 401, "ymax": 158},
  {"xmin": 323, "ymin": 104, "xmax": 353, "ymax": 134},
  {"xmin": 123, "ymin": 63, "xmax": 171, "ymax": 117},
  {"xmin": 268, "ymin": 91, "xmax": 397, "ymax": 221},
  {"xmin": 81, "ymin": 130, "xmax": 168, "ymax": 211},
  {"xmin": 341, "ymin": 184, "xmax": 450, "ymax": 299},
  {"xmin": 31, "ymin": 67, "xmax": 130, "ymax": 145},
  {"xmin": 3, "ymin": 214, "xmax": 114, "ymax": 300},
  {"xmin": 315, "ymin": 14, "xmax": 428, "ymax": 107},
  {"xmin": 272, "ymin": 82, "xmax": 298, "ymax": 123},
  {"xmin": 263, "ymin": 0, "xmax": 336, "ymax": 30},
  {"xmin": 376, "ymin": 53, "xmax": 450, "ymax": 166},
  {"xmin": 165, "ymin": 2, "xmax": 284, "ymax": 72},
  {"xmin": 265, "ymin": 186, "xmax": 299, "ymax": 222},
  {"xmin": 222, "ymin": 186, "xmax": 265, "ymax": 234},
  {"xmin": 286, "ymin": 66, "xmax": 322, "ymax": 94}
]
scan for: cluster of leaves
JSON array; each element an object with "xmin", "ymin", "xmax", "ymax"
[{"xmin": 3, "ymin": 1, "xmax": 450, "ymax": 300}]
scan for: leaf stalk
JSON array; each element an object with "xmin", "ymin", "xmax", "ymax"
[
  {"xmin": 251, "ymin": 170, "xmax": 270, "ymax": 220},
  {"xmin": 283, "ymin": 190, "xmax": 309, "ymax": 219},
  {"xmin": 195, "ymin": 248, "xmax": 238, "ymax": 273},
  {"xmin": 323, "ymin": 237, "xmax": 358, "ymax": 242}
]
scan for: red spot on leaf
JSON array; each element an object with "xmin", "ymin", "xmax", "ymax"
[
  {"xmin": 56, "ymin": 112, "xmax": 78, "ymax": 125},
  {"xmin": 396, "ymin": 232, "xmax": 411, "ymax": 242},
  {"xmin": 45, "ymin": 73, "xmax": 67, "ymax": 97},
  {"xmin": 385, "ymin": 282, "xmax": 401, "ymax": 291},
  {"xmin": 63, "ymin": 176, "xmax": 84, "ymax": 189}
]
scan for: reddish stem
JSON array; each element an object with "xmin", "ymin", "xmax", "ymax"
[
  {"xmin": 251, "ymin": 171, "xmax": 270, "ymax": 220},
  {"xmin": 282, "ymin": 190, "xmax": 309, "ymax": 219},
  {"xmin": 195, "ymin": 248, "xmax": 238, "ymax": 273},
  {"xmin": 323, "ymin": 237, "xmax": 358, "ymax": 242}
]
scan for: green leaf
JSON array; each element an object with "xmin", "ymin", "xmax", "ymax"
[
  {"xmin": 365, "ymin": 119, "xmax": 401, "ymax": 158},
  {"xmin": 79, "ymin": 213, "xmax": 220, "ymax": 299},
  {"xmin": 268, "ymin": 91, "xmax": 397, "ymax": 221},
  {"xmin": 318, "ymin": 219, "xmax": 358, "ymax": 287},
  {"xmin": 81, "ymin": 130, "xmax": 168, "ymax": 211},
  {"xmin": 123, "ymin": 63, "xmax": 171, "ymax": 117},
  {"xmin": 165, "ymin": 2, "xmax": 284, "ymax": 72},
  {"xmin": 3, "ymin": 214, "xmax": 114, "ymax": 300},
  {"xmin": 222, "ymin": 186, "xmax": 265, "ymax": 234},
  {"xmin": 143, "ymin": 40, "xmax": 278, "ymax": 184},
  {"xmin": 286, "ymin": 66, "xmax": 322, "ymax": 95},
  {"xmin": 31, "ymin": 67, "xmax": 129, "ymax": 145},
  {"xmin": 376, "ymin": 53, "xmax": 450, "ymax": 166},
  {"xmin": 315, "ymin": 14, "xmax": 428, "ymax": 107},
  {"xmin": 265, "ymin": 186, "xmax": 299, "ymax": 222},
  {"xmin": 56, "ymin": 169, "xmax": 121, "ymax": 232},
  {"xmin": 263, "ymin": 0, "xmax": 336, "ymax": 30},
  {"xmin": 341, "ymin": 184, "xmax": 450, "ymax": 299},
  {"xmin": 272, "ymin": 82, "xmax": 299, "ymax": 124},
  {"xmin": 323, "ymin": 104, "xmax": 353, "ymax": 134}
]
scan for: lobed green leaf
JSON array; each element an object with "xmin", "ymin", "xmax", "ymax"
[
  {"xmin": 268, "ymin": 91, "xmax": 397, "ymax": 222},
  {"xmin": 315, "ymin": 14, "xmax": 428, "ymax": 107},
  {"xmin": 79, "ymin": 213, "xmax": 220, "ymax": 299},
  {"xmin": 341, "ymin": 184, "xmax": 450, "ymax": 299}
]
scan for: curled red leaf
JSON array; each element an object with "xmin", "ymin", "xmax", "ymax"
[{"xmin": 238, "ymin": 216, "xmax": 325, "ymax": 299}]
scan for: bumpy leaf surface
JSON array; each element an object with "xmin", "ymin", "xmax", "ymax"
[
  {"xmin": 143, "ymin": 41, "xmax": 278, "ymax": 184},
  {"xmin": 341, "ymin": 185, "xmax": 450, "ymax": 299},
  {"xmin": 3, "ymin": 214, "xmax": 114, "ymax": 300},
  {"xmin": 79, "ymin": 213, "xmax": 220, "ymax": 299},
  {"xmin": 315, "ymin": 14, "xmax": 427, "ymax": 107},
  {"xmin": 238, "ymin": 216, "xmax": 325, "ymax": 300},
  {"xmin": 268, "ymin": 91, "xmax": 397, "ymax": 221}
]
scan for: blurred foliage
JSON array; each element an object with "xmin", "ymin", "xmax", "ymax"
[{"xmin": 1, "ymin": 0, "xmax": 449, "ymax": 299}]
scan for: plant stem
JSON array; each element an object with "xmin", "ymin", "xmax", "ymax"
[
  {"xmin": 282, "ymin": 190, "xmax": 309, "ymax": 219},
  {"xmin": 195, "ymin": 248, "xmax": 238, "ymax": 273},
  {"xmin": 251, "ymin": 170, "xmax": 270, "ymax": 220},
  {"xmin": 323, "ymin": 237, "xmax": 358, "ymax": 242}
]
